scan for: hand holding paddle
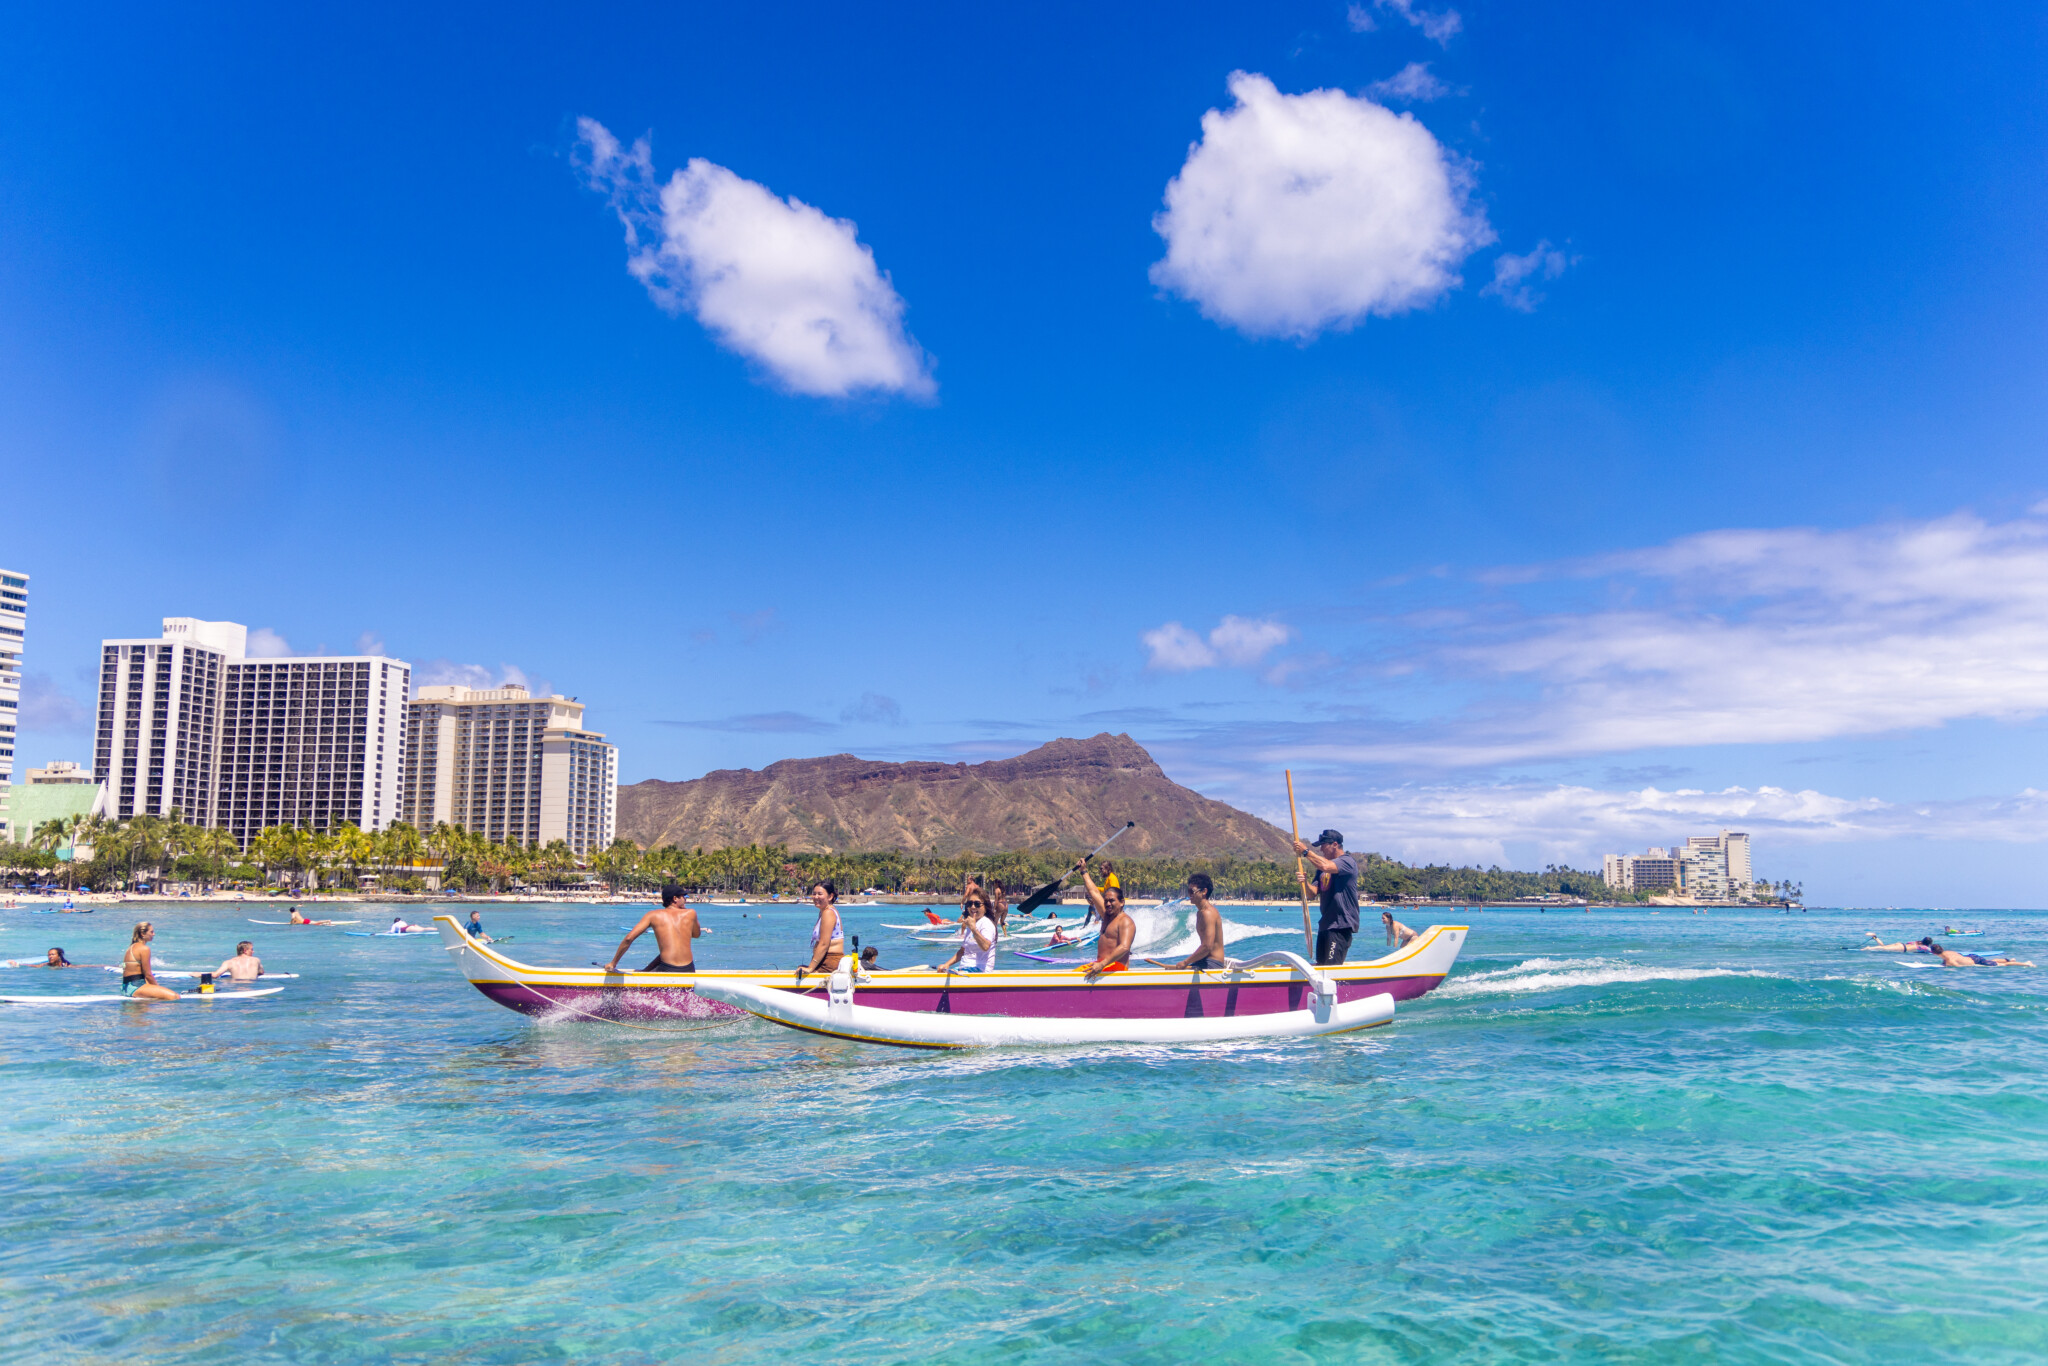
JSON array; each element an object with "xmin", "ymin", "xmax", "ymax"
[{"xmin": 1015, "ymin": 822, "xmax": 1136, "ymax": 917}]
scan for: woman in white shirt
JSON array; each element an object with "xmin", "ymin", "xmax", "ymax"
[{"xmin": 939, "ymin": 894, "xmax": 998, "ymax": 973}]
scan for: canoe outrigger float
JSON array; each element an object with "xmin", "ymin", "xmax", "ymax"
[{"xmin": 430, "ymin": 916, "xmax": 1468, "ymax": 1046}]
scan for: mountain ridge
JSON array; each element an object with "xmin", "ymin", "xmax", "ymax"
[{"xmin": 614, "ymin": 733, "xmax": 1294, "ymax": 859}]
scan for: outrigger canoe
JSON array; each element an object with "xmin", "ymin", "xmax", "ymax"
[{"xmin": 431, "ymin": 916, "xmax": 1468, "ymax": 1031}]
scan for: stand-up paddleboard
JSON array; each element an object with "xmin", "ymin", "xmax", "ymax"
[
  {"xmin": 249, "ymin": 918, "xmax": 361, "ymax": 925},
  {"xmin": 29, "ymin": 908, "xmax": 93, "ymax": 915},
  {"xmin": 1, "ymin": 986, "xmax": 286, "ymax": 1005},
  {"xmin": 346, "ymin": 930, "xmax": 436, "ymax": 937}
]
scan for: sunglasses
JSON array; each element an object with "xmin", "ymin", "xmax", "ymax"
[{"xmin": 964, "ymin": 900, "xmax": 986, "ymax": 909}]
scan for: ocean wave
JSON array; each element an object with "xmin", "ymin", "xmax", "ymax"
[{"xmin": 1438, "ymin": 956, "xmax": 1771, "ymax": 999}]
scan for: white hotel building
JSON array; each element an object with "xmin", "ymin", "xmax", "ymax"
[
  {"xmin": 397, "ymin": 683, "xmax": 616, "ymax": 855},
  {"xmin": 0, "ymin": 567, "xmax": 25, "ymax": 843},
  {"xmin": 1604, "ymin": 830, "xmax": 1753, "ymax": 898},
  {"xmin": 94, "ymin": 618, "xmax": 410, "ymax": 843}
]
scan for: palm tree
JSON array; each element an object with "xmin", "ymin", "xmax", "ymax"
[{"xmin": 197, "ymin": 825, "xmax": 237, "ymax": 891}]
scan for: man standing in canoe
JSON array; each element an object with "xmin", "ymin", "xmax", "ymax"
[
  {"xmin": 604, "ymin": 886, "xmax": 702, "ymax": 973},
  {"xmin": 1078, "ymin": 861, "xmax": 1135, "ymax": 977},
  {"xmin": 1294, "ymin": 829, "xmax": 1361, "ymax": 965}
]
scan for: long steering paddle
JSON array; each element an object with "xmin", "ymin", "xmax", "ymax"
[{"xmin": 1014, "ymin": 821, "xmax": 1136, "ymax": 916}]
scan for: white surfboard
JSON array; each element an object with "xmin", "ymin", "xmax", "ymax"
[{"xmin": 1, "ymin": 986, "xmax": 286, "ymax": 1004}]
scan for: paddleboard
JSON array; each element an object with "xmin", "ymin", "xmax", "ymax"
[
  {"xmin": 94, "ymin": 968, "xmax": 299, "ymax": 980},
  {"xmin": 1, "ymin": 986, "xmax": 286, "ymax": 1004},
  {"xmin": 249, "ymin": 919, "xmax": 360, "ymax": 925},
  {"xmin": 346, "ymin": 930, "xmax": 435, "ymax": 937}
]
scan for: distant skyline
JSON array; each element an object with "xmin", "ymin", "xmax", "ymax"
[{"xmin": 7, "ymin": 1, "xmax": 2048, "ymax": 904}]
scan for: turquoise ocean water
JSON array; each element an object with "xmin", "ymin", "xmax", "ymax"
[{"xmin": 3, "ymin": 900, "xmax": 2044, "ymax": 1363}]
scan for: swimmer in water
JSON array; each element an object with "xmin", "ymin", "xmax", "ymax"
[{"xmin": 214, "ymin": 941, "xmax": 265, "ymax": 983}]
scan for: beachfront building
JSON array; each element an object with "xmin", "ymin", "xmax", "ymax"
[
  {"xmin": 1604, "ymin": 830, "xmax": 1754, "ymax": 898},
  {"xmin": 95, "ymin": 617, "xmax": 411, "ymax": 844},
  {"xmin": 0, "ymin": 568, "xmax": 23, "ymax": 843},
  {"xmin": 26, "ymin": 760, "xmax": 94, "ymax": 783},
  {"xmin": 4, "ymin": 779, "xmax": 105, "ymax": 850},
  {"xmin": 95, "ymin": 618, "xmax": 242, "ymax": 823},
  {"xmin": 398, "ymin": 683, "xmax": 617, "ymax": 854},
  {"xmin": 215, "ymin": 654, "xmax": 411, "ymax": 847}
]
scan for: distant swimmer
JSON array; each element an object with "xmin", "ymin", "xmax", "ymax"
[
  {"xmin": 1382, "ymin": 911, "xmax": 1419, "ymax": 948},
  {"xmin": 215, "ymin": 941, "xmax": 265, "ymax": 983},
  {"xmin": 605, "ymin": 885, "xmax": 702, "ymax": 974},
  {"xmin": 1078, "ymin": 861, "xmax": 1135, "ymax": 977},
  {"xmin": 120, "ymin": 922, "xmax": 180, "ymax": 1001},
  {"xmin": 1154, "ymin": 873, "xmax": 1227, "ymax": 971},
  {"xmin": 1930, "ymin": 943, "xmax": 2035, "ymax": 968},
  {"xmin": 464, "ymin": 909, "xmax": 492, "ymax": 943},
  {"xmin": 1863, "ymin": 935, "xmax": 1938, "ymax": 953}
]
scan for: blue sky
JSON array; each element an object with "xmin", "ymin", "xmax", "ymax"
[{"xmin": 6, "ymin": 1, "xmax": 2048, "ymax": 903}]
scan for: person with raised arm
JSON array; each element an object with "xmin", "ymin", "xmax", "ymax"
[
  {"xmin": 604, "ymin": 886, "xmax": 703, "ymax": 974},
  {"xmin": 939, "ymin": 892, "xmax": 998, "ymax": 974},
  {"xmin": 1078, "ymin": 860, "xmax": 1135, "ymax": 978},
  {"xmin": 1293, "ymin": 829, "xmax": 1361, "ymax": 966}
]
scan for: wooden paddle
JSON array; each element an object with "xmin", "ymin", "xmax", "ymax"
[
  {"xmin": 1014, "ymin": 822, "xmax": 1136, "ymax": 916},
  {"xmin": 1286, "ymin": 770, "xmax": 1313, "ymax": 956}
]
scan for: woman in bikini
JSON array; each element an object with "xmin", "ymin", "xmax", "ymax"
[
  {"xmin": 801, "ymin": 881, "xmax": 846, "ymax": 976},
  {"xmin": 121, "ymin": 922, "xmax": 181, "ymax": 1000}
]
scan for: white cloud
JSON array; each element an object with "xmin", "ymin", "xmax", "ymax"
[
  {"xmin": 354, "ymin": 631, "xmax": 388, "ymax": 657},
  {"xmin": 575, "ymin": 117, "xmax": 934, "ymax": 400},
  {"xmin": 1374, "ymin": 0, "xmax": 1462, "ymax": 45},
  {"xmin": 245, "ymin": 628, "xmax": 300, "ymax": 658},
  {"xmin": 1483, "ymin": 240, "xmax": 1571, "ymax": 311},
  {"xmin": 1368, "ymin": 62, "xmax": 1452, "ymax": 102},
  {"xmin": 1143, "ymin": 615, "xmax": 1294, "ymax": 671},
  {"xmin": 412, "ymin": 660, "xmax": 533, "ymax": 694},
  {"xmin": 1311, "ymin": 509, "xmax": 2048, "ymax": 768},
  {"xmin": 1346, "ymin": 3, "xmax": 1377, "ymax": 33},
  {"xmin": 1300, "ymin": 780, "xmax": 2048, "ymax": 869},
  {"xmin": 1150, "ymin": 72, "xmax": 1492, "ymax": 339}
]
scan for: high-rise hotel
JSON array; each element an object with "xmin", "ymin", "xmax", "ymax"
[
  {"xmin": 397, "ymin": 683, "xmax": 617, "ymax": 855},
  {"xmin": 94, "ymin": 618, "xmax": 410, "ymax": 843},
  {"xmin": 0, "ymin": 567, "xmax": 26, "ymax": 843}
]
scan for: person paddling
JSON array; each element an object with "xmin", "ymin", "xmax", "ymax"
[
  {"xmin": 1929, "ymin": 941, "xmax": 2034, "ymax": 967},
  {"xmin": 1862, "ymin": 935, "xmax": 1937, "ymax": 953},
  {"xmin": 120, "ymin": 922, "xmax": 180, "ymax": 1001},
  {"xmin": 1079, "ymin": 861, "xmax": 1135, "ymax": 977},
  {"xmin": 1293, "ymin": 829, "xmax": 1361, "ymax": 966},
  {"xmin": 1153, "ymin": 873, "xmax": 1227, "ymax": 970},
  {"xmin": 605, "ymin": 886, "xmax": 702, "ymax": 973}
]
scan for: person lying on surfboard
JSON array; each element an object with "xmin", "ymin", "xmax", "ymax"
[
  {"xmin": 1929, "ymin": 942, "xmax": 2035, "ymax": 967},
  {"xmin": 1862, "ymin": 935, "xmax": 1937, "ymax": 953},
  {"xmin": 604, "ymin": 885, "xmax": 701, "ymax": 974},
  {"xmin": 1078, "ymin": 862, "xmax": 1135, "ymax": 978},
  {"xmin": 215, "ymin": 941, "xmax": 265, "ymax": 983},
  {"xmin": 288, "ymin": 908, "xmax": 337, "ymax": 926}
]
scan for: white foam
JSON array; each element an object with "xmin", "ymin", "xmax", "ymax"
[{"xmin": 1439, "ymin": 960, "xmax": 1770, "ymax": 999}]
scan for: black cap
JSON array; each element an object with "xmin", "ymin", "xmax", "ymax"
[{"xmin": 1315, "ymin": 829, "xmax": 1344, "ymax": 847}]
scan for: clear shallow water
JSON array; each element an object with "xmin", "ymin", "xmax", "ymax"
[{"xmin": 3, "ymin": 902, "xmax": 2044, "ymax": 1364}]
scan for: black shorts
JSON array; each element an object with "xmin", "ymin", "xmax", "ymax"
[
  {"xmin": 642, "ymin": 956, "xmax": 696, "ymax": 973},
  {"xmin": 1191, "ymin": 955, "xmax": 1228, "ymax": 970},
  {"xmin": 1315, "ymin": 926, "xmax": 1354, "ymax": 966}
]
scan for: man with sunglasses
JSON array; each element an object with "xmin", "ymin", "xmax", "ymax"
[
  {"xmin": 1077, "ymin": 858, "xmax": 1136, "ymax": 977},
  {"xmin": 1293, "ymin": 828, "xmax": 1361, "ymax": 966}
]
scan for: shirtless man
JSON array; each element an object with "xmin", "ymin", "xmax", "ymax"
[
  {"xmin": 1078, "ymin": 860, "xmax": 1135, "ymax": 977},
  {"xmin": 1382, "ymin": 911, "xmax": 1419, "ymax": 948},
  {"xmin": 215, "ymin": 941, "xmax": 265, "ymax": 983},
  {"xmin": 1930, "ymin": 942, "xmax": 2034, "ymax": 967},
  {"xmin": 289, "ymin": 907, "xmax": 337, "ymax": 926},
  {"xmin": 1862, "ymin": 935, "xmax": 1937, "ymax": 953},
  {"xmin": 1154, "ymin": 872, "xmax": 1227, "ymax": 971},
  {"xmin": 605, "ymin": 885, "xmax": 703, "ymax": 973}
]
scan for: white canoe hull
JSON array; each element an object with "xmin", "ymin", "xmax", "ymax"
[{"xmin": 692, "ymin": 977, "xmax": 1396, "ymax": 1049}]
